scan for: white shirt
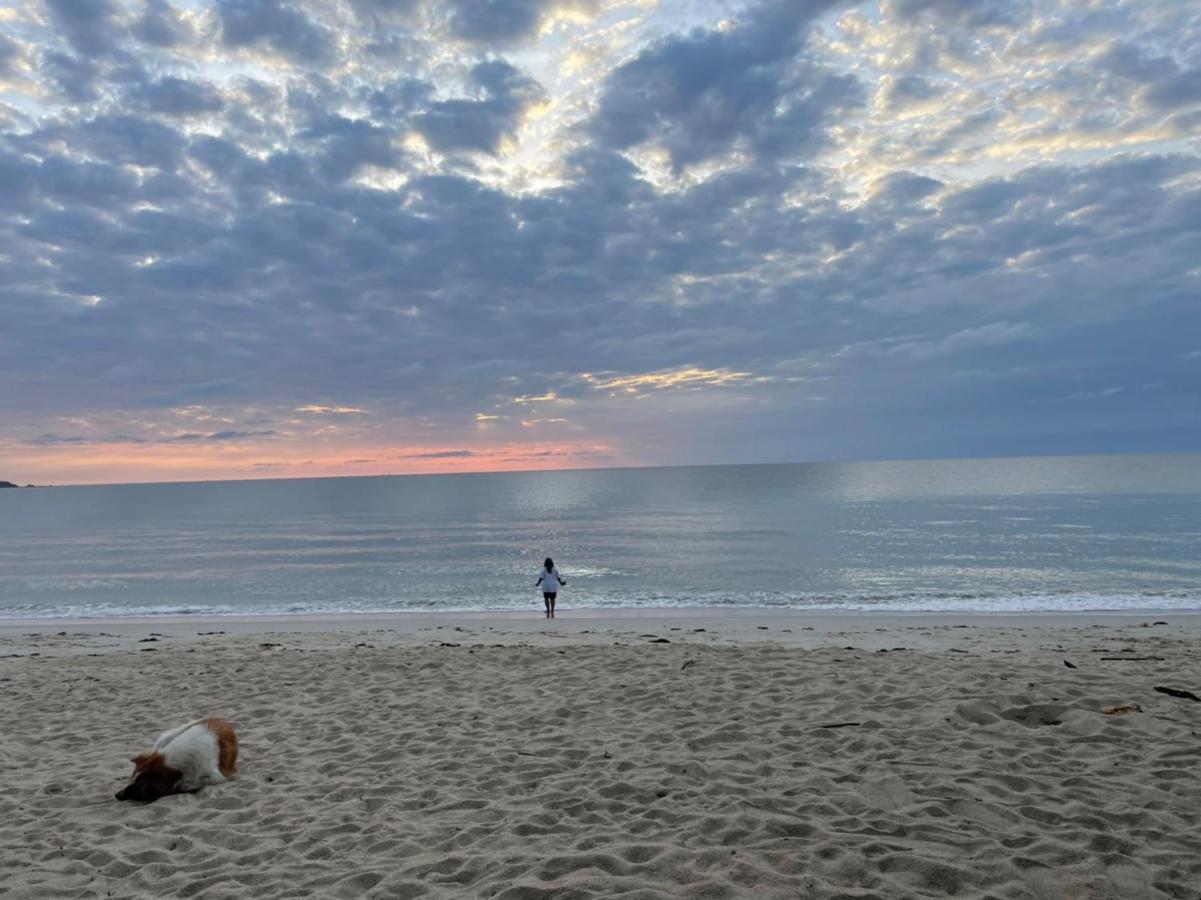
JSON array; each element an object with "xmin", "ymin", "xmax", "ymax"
[{"xmin": 537, "ymin": 567, "xmax": 564, "ymax": 592}]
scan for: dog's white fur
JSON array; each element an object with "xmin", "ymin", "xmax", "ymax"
[{"xmin": 153, "ymin": 720, "xmax": 229, "ymax": 791}]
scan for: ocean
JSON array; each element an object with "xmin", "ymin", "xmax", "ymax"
[{"xmin": 2, "ymin": 454, "xmax": 1200, "ymax": 619}]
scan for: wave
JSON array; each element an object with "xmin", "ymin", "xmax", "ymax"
[{"xmin": 3, "ymin": 589, "xmax": 1200, "ymax": 620}]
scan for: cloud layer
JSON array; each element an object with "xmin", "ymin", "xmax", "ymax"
[{"xmin": 1, "ymin": 0, "xmax": 1198, "ymax": 483}]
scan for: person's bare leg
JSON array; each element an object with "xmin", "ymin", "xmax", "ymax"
[
  {"xmin": 544, "ymin": 596, "xmax": 551, "ymax": 618},
  {"xmin": 550, "ymin": 596, "xmax": 556, "ymax": 618}
]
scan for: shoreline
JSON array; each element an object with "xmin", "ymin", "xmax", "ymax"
[
  {"xmin": 6, "ymin": 605, "xmax": 1199, "ymax": 626},
  {"xmin": 5, "ymin": 597, "xmax": 1199, "ymax": 626}
]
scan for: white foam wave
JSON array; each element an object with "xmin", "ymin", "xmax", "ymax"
[{"xmin": 3, "ymin": 590, "xmax": 1200, "ymax": 620}]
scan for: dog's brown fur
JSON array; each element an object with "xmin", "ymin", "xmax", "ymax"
[{"xmin": 202, "ymin": 718, "xmax": 239, "ymax": 776}]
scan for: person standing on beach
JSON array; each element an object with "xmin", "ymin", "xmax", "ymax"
[{"xmin": 536, "ymin": 557, "xmax": 565, "ymax": 618}]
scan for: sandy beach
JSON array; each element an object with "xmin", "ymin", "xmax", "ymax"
[{"xmin": 3, "ymin": 610, "xmax": 1200, "ymax": 899}]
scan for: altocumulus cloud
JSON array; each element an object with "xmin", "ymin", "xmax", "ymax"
[{"xmin": 0, "ymin": 0, "xmax": 1199, "ymax": 483}]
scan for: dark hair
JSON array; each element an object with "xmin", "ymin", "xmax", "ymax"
[{"xmin": 544, "ymin": 557, "xmax": 554, "ymax": 570}]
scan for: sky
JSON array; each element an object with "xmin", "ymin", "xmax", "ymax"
[{"xmin": 0, "ymin": 0, "xmax": 1198, "ymax": 485}]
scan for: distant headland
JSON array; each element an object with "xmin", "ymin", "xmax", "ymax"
[{"xmin": 0, "ymin": 480, "xmax": 22, "ymax": 488}]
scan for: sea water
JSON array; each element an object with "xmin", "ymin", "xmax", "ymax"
[{"xmin": 2, "ymin": 454, "xmax": 1200, "ymax": 619}]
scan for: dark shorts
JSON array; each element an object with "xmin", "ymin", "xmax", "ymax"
[{"xmin": 543, "ymin": 592, "xmax": 557, "ymax": 601}]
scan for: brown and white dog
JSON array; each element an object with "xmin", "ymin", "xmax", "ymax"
[{"xmin": 116, "ymin": 718, "xmax": 238, "ymax": 803}]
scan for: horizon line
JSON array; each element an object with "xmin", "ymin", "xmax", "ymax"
[{"xmin": 6, "ymin": 448, "xmax": 1199, "ymax": 490}]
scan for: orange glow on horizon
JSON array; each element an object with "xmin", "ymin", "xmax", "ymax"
[{"xmin": 0, "ymin": 437, "xmax": 624, "ymax": 486}]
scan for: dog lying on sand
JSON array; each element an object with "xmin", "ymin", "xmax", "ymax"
[{"xmin": 116, "ymin": 718, "xmax": 238, "ymax": 803}]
